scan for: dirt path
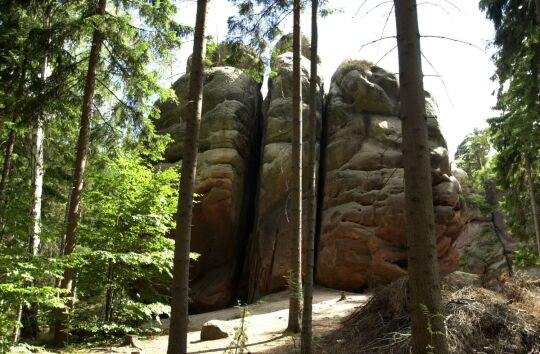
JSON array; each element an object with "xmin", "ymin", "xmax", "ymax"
[{"xmin": 82, "ymin": 286, "xmax": 368, "ymax": 353}]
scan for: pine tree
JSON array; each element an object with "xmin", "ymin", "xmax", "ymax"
[
  {"xmin": 286, "ymin": 0, "xmax": 303, "ymax": 334},
  {"xmin": 301, "ymin": 0, "xmax": 318, "ymax": 351},
  {"xmin": 393, "ymin": 0, "xmax": 448, "ymax": 352},
  {"xmin": 480, "ymin": 0, "xmax": 540, "ymax": 256},
  {"xmin": 167, "ymin": 1, "xmax": 208, "ymax": 353},
  {"xmin": 53, "ymin": 0, "xmax": 108, "ymax": 346}
]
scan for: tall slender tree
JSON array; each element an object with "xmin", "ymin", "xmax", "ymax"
[
  {"xmin": 480, "ymin": 0, "xmax": 540, "ymax": 256},
  {"xmin": 53, "ymin": 0, "xmax": 108, "ymax": 346},
  {"xmin": 525, "ymin": 156, "xmax": 540, "ymax": 256},
  {"xmin": 301, "ymin": 0, "xmax": 318, "ymax": 351},
  {"xmin": 286, "ymin": 0, "xmax": 303, "ymax": 334},
  {"xmin": 167, "ymin": 1, "xmax": 208, "ymax": 353},
  {"xmin": 20, "ymin": 10, "xmax": 52, "ymax": 339},
  {"xmin": 0, "ymin": 61, "xmax": 27, "ymax": 219},
  {"xmin": 393, "ymin": 0, "xmax": 448, "ymax": 353},
  {"xmin": 0, "ymin": 128, "xmax": 16, "ymax": 216}
]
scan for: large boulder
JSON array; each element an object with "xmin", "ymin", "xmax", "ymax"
[
  {"xmin": 242, "ymin": 37, "xmax": 324, "ymax": 301},
  {"xmin": 316, "ymin": 59, "xmax": 463, "ymax": 291},
  {"xmin": 155, "ymin": 66, "xmax": 262, "ymax": 312},
  {"xmin": 200, "ymin": 320, "xmax": 234, "ymax": 341}
]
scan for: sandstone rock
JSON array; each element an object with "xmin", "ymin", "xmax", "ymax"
[
  {"xmin": 155, "ymin": 66, "xmax": 261, "ymax": 312},
  {"xmin": 272, "ymin": 33, "xmax": 319, "ymax": 64},
  {"xmin": 453, "ymin": 169, "xmax": 514, "ymax": 281},
  {"xmin": 200, "ymin": 320, "xmax": 233, "ymax": 341},
  {"xmin": 243, "ymin": 38, "xmax": 324, "ymax": 301},
  {"xmin": 187, "ymin": 42, "xmax": 264, "ymax": 83},
  {"xmin": 316, "ymin": 60, "xmax": 463, "ymax": 291}
]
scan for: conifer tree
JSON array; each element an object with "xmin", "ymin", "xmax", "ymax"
[
  {"xmin": 287, "ymin": 0, "xmax": 303, "ymax": 334},
  {"xmin": 53, "ymin": 0, "xmax": 108, "ymax": 345},
  {"xmin": 167, "ymin": 1, "xmax": 208, "ymax": 353},
  {"xmin": 480, "ymin": 0, "xmax": 540, "ymax": 256},
  {"xmin": 393, "ymin": 0, "xmax": 448, "ymax": 352}
]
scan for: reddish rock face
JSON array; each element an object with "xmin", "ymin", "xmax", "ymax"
[
  {"xmin": 316, "ymin": 60, "xmax": 464, "ymax": 291},
  {"xmin": 156, "ymin": 67, "xmax": 261, "ymax": 312},
  {"xmin": 243, "ymin": 44, "xmax": 324, "ymax": 301}
]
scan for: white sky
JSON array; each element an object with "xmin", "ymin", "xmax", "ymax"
[{"xmin": 169, "ymin": 0, "xmax": 498, "ymax": 159}]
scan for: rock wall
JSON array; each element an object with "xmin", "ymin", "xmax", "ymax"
[
  {"xmin": 155, "ymin": 36, "xmax": 504, "ymax": 312},
  {"xmin": 453, "ymin": 168, "xmax": 514, "ymax": 284},
  {"xmin": 316, "ymin": 60, "xmax": 464, "ymax": 291},
  {"xmin": 243, "ymin": 37, "xmax": 324, "ymax": 301},
  {"xmin": 155, "ymin": 66, "xmax": 262, "ymax": 312}
]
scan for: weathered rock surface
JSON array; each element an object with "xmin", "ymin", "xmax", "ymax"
[
  {"xmin": 200, "ymin": 320, "xmax": 233, "ymax": 341},
  {"xmin": 155, "ymin": 66, "xmax": 262, "ymax": 312},
  {"xmin": 243, "ymin": 43, "xmax": 324, "ymax": 301},
  {"xmin": 187, "ymin": 41, "xmax": 264, "ymax": 83},
  {"xmin": 316, "ymin": 59, "xmax": 463, "ymax": 291},
  {"xmin": 453, "ymin": 169, "xmax": 514, "ymax": 283}
]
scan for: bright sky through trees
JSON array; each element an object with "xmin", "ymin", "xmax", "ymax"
[{"xmin": 170, "ymin": 0, "xmax": 497, "ymax": 158}]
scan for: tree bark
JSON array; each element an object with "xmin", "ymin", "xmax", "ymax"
[
  {"xmin": 52, "ymin": 0, "xmax": 107, "ymax": 347},
  {"xmin": 393, "ymin": 1, "xmax": 448, "ymax": 353},
  {"xmin": 104, "ymin": 262, "xmax": 114, "ymax": 322},
  {"xmin": 22, "ymin": 102, "xmax": 46, "ymax": 337},
  {"xmin": 301, "ymin": 0, "xmax": 318, "ymax": 352},
  {"xmin": 287, "ymin": 0, "xmax": 303, "ymax": 334},
  {"xmin": 12, "ymin": 304, "xmax": 23, "ymax": 343},
  {"xmin": 535, "ymin": 0, "xmax": 540, "ymax": 23},
  {"xmin": 29, "ymin": 115, "xmax": 45, "ymax": 255},
  {"xmin": 166, "ymin": 1, "xmax": 208, "ymax": 353},
  {"xmin": 0, "ymin": 63, "xmax": 27, "ymax": 220},
  {"xmin": 0, "ymin": 128, "xmax": 16, "ymax": 216},
  {"xmin": 525, "ymin": 156, "xmax": 540, "ymax": 257},
  {"xmin": 483, "ymin": 180, "xmax": 514, "ymax": 275}
]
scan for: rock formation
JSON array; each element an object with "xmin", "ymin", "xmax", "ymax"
[
  {"xmin": 242, "ymin": 38, "xmax": 324, "ymax": 301},
  {"xmin": 154, "ymin": 35, "xmax": 506, "ymax": 312},
  {"xmin": 316, "ymin": 60, "xmax": 464, "ymax": 291},
  {"xmin": 155, "ymin": 66, "xmax": 262, "ymax": 312},
  {"xmin": 453, "ymin": 168, "xmax": 514, "ymax": 284}
]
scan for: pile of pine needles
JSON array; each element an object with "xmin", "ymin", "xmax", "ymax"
[{"xmin": 325, "ymin": 272, "xmax": 540, "ymax": 354}]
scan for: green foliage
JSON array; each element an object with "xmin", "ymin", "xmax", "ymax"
[
  {"xmin": 0, "ymin": 252, "xmax": 67, "ymax": 349},
  {"xmin": 65, "ymin": 147, "xmax": 180, "ymax": 339},
  {"xmin": 513, "ymin": 246, "xmax": 540, "ymax": 268},
  {"xmin": 225, "ymin": 302, "xmax": 250, "ymax": 354},
  {"xmin": 0, "ymin": 0, "xmax": 193, "ymax": 347},
  {"xmin": 454, "ymin": 128, "xmax": 492, "ymax": 187},
  {"xmin": 480, "ymin": 0, "xmax": 540, "ymax": 247},
  {"xmin": 204, "ymin": 36, "xmax": 265, "ymax": 83}
]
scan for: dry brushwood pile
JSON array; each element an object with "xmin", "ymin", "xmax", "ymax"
[{"xmin": 327, "ymin": 271, "xmax": 540, "ymax": 354}]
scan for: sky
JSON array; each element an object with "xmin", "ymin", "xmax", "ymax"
[{"xmin": 169, "ymin": 0, "xmax": 499, "ymax": 159}]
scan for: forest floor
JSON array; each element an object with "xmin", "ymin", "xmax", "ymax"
[{"xmin": 53, "ymin": 286, "xmax": 369, "ymax": 354}]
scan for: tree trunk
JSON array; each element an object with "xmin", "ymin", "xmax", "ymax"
[
  {"xmin": 166, "ymin": 1, "xmax": 208, "ymax": 353},
  {"xmin": 29, "ymin": 19, "xmax": 49, "ymax": 258},
  {"xmin": 20, "ymin": 303, "xmax": 39, "ymax": 340},
  {"xmin": 0, "ymin": 128, "xmax": 16, "ymax": 215},
  {"xmin": 29, "ymin": 115, "xmax": 45, "ymax": 255},
  {"xmin": 301, "ymin": 0, "xmax": 318, "ymax": 352},
  {"xmin": 393, "ymin": 1, "xmax": 448, "ymax": 353},
  {"xmin": 22, "ymin": 62, "xmax": 47, "ymax": 340},
  {"xmin": 483, "ymin": 180, "xmax": 514, "ymax": 275},
  {"xmin": 104, "ymin": 262, "xmax": 114, "ymax": 322},
  {"xmin": 52, "ymin": 0, "xmax": 107, "ymax": 347},
  {"xmin": 0, "ymin": 61, "xmax": 27, "ymax": 220},
  {"xmin": 12, "ymin": 304, "xmax": 23, "ymax": 343},
  {"xmin": 535, "ymin": 0, "xmax": 540, "ymax": 23},
  {"xmin": 287, "ymin": 0, "xmax": 303, "ymax": 334},
  {"xmin": 525, "ymin": 156, "xmax": 540, "ymax": 257}
]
